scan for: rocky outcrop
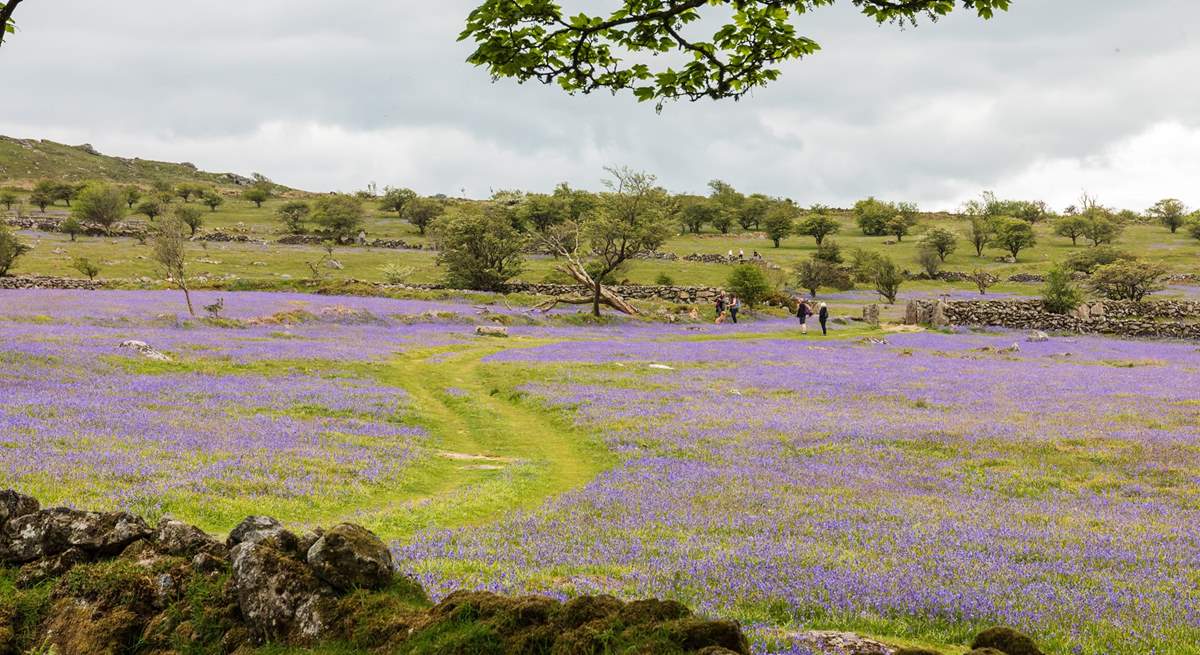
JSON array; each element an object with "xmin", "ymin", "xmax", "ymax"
[
  {"xmin": 0, "ymin": 490, "xmax": 755, "ymax": 654},
  {"xmin": 905, "ymin": 299, "xmax": 1200, "ymax": 340}
]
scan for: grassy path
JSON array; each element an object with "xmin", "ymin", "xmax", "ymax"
[{"xmin": 354, "ymin": 341, "xmax": 611, "ymax": 540}]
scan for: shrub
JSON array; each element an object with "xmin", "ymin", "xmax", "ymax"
[
  {"xmin": 916, "ymin": 247, "xmax": 942, "ymax": 278},
  {"xmin": 873, "ymin": 256, "xmax": 903, "ymax": 304},
  {"xmin": 849, "ymin": 248, "xmax": 885, "ymax": 283},
  {"xmin": 920, "ymin": 227, "xmax": 958, "ymax": 261},
  {"xmin": 123, "ymin": 186, "xmax": 141, "ymax": 209},
  {"xmin": 795, "ymin": 258, "xmax": 851, "ymax": 297},
  {"xmin": 1063, "ymin": 246, "xmax": 1135, "ymax": 274},
  {"xmin": 60, "ymin": 215, "xmax": 84, "ymax": 241},
  {"xmin": 853, "ymin": 197, "xmax": 895, "ymax": 236},
  {"xmin": 242, "ymin": 185, "xmax": 271, "ymax": 208},
  {"xmin": 1082, "ymin": 215, "xmax": 1123, "ymax": 246},
  {"xmin": 726, "ymin": 264, "xmax": 771, "ymax": 308},
  {"xmin": 654, "ymin": 272, "xmax": 675, "ymax": 286},
  {"xmin": 0, "ymin": 226, "xmax": 30, "ymax": 276},
  {"xmin": 1088, "ymin": 260, "xmax": 1167, "ymax": 301},
  {"xmin": 813, "ymin": 240, "xmax": 842, "ymax": 265},
  {"xmin": 312, "ymin": 194, "xmax": 365, "ymax": 241},
  {"xmin": 0, "ymin": 189, "xmax": 16, "ymax": 210},
  {"xmin": 379, "ymin": 263, "xmax": 416, "ymax": 285},
  {"xmin": 72, "ymin": 183, "xmax": 125, "ymax": 235},
  {"xmin": 969, "ymin": 269, "xmax": 996, "ymax": 295},
  {"xmin": 1042, "ymin": 264, "xmax": 1083, "ymax": 314},
  {"xmin": 432, "ymin": 206, "xmax": 526, "ymax": 291},
  {"xmin": 1187, "ymin": 214, "xmax": 1200, "ymax": 241},
  {"xmin": 71, "ymin": 256, "xmax": 101, "ymax": 281},
  {"xmin": 276, "ymin": 201, "xmax": 311, "ymax": 234}
]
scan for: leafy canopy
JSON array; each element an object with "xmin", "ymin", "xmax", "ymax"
[{"xmin": 461, "ymin": 0, "xmax": 1009, "ymax": 108}]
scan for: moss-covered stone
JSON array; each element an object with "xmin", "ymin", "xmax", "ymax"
[{"xmin": 971, "ymin": 627, "xmax": 1044, "ymax": 655}]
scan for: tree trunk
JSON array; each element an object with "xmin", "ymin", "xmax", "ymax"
[
  {"xmin": 591, "ymin": 282, "xmax": 602, "ymax": 317},
  {"xmin": 182, "ymin": 285, "xmax": 195, "ymax": 317}
]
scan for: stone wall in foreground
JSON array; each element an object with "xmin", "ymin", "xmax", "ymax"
[{"xmin": 906, "ymin": 299, "xmax": 1200, "ymax": 340}]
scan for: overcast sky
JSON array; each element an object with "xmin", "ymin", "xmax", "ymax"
[{"xmin": 3, "ymin": 1, "xmax": 1199, "ymax": 210}]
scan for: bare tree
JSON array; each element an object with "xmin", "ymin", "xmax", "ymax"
[
  {"xmin": 536, "ymin": 167, "xmax": 673, "ymax": 316},
  {"xmin": 152, "ymin": 215, "xmax": 195, "ymax": 316}
]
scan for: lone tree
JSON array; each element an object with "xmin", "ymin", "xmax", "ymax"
[
  {"xmin": 151, "ymin": 215, "xmax": 195, "ymax": 316},
  {"xmin": 990, "ymin": 217, "xmax": 1036, "ymax": 260},
  {"xmin": 1147, "ymin": 198, "xmax": 1188, "ymax": 234},
  {"xmin": 403, "ymin": 197, "xmax": 445, "ymax": 236},
  {"xmin": 460, "ymin": 0, "xmax": 1009, "ymax": 107},
  {"xmin": 885, "ymin": 202, "xmax": 919, "ymax": 242},
  {"xmin": 60, "ymin": 215, "xmax": 84, "ymax": 241},
  {"xmin": 795, "ymin": 257, "xmax": 851, "ymax": 298},
  {"xmin": 0, "ymin": 189, "xmax": 17, "ymax": 211},
  {"xmin": 538, "ymin": 166, "xmax": 673, "ymax": 317},
  {"xmin": 1042, "ymin": 264, "xmax": 1082, "ymax": 314},
  {"xmin": 72, "ymin": 183, "xmax": 126, "ymax": 235},
  {"xmin": 872, "ymin": 256, "xmax": 903, "ymax": 304},
  {"xmin": 762, "ymin": 203, "xmax": 796, "ymax": 248},
  {"xmin": 920, "ymin": 227, "xmax": 958, "ymax": 261},
  {"xmin": 797, "ymin": 207, "xmax": 840, "ymax": 245},
  {"xmin": 136, "ymin": 198, "xmax": 164, "ymax": 222},
  {"xmin": 311, "ymin": 194, "xmax": 365, "ymax": 241},
  {"xmin": 431, "ymin": 205, "xmax": 526, "ymax": 291},
  {"xmin": 200, "ymin": 190, "xmax": 224, "ymax": 212},
  {"xmin": 379, "ymin": 187, "xmax": 418, "ymax": 218},
  {"xmin": 71, "ymin": 256, "xmax": 101, "ymax": 281},
  {"xmin": 707, "ymin": 180, "xmax": 742, "ymax": 234},
  {"xmin": 1053, "ymin": 215, "xmax": 1089, "ymax": 246},
  {"xmin": 854, "ymin": 197, "xmax": 895, "ymax": 236},
  {"xmin": 174, "ymin": 205, "xmax": 204, "ymax": 237},
  {"xmin": 1082, "ymin": 214, "xmax": 1122, "ymax": 246}
]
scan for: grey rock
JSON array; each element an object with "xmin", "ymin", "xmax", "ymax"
[
  {"xmin": 1026, "ymin": 331, "xmax": 1050, "ymax": 343},
  {"xmin": 0, "ymin": 508, "xmax": 151, "ymax": 564},
  {"xmin": 16, "ymin": 547, "xmax": 88, "ymax": 588},
  {"xmin": 231, "ymin": 538, "xmax": 338, "ymax": 644},
  {"xmin": 0, "ymin": 489, "xmax": 39, "ymax": 529},
  {"xmin": 306, "ymin": 523, "xmax": 394, "ymax": 591},
  {"xmin": 227, "ymin": 515, "xmax": 285, "ymax": 548},
  {"xmin": 154, "ymin": 518, "xmax": 224, "ymax": 557}
]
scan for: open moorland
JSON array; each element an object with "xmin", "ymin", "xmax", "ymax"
[{"xmin": 2, "ymin": 288, "xmax": 1198, "ymax": 654}]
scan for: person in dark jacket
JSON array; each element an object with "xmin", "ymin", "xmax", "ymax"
[
  {"xmin": 796, "ymin": 297, "xmax": 812, "ymax": 334},
  {"xmin": 818, "ymin": 302, "xmax": 829, "ymax": 335},
  {"xmin": 715, "ymin": 294, "xmax": 727, "ymax": 324}
]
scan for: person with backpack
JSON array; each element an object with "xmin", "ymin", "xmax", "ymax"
[
  {"xmin": 728, "ymin": 294, "xmax": 741, "ymax": 324},
  {"xmin": 796, "ymin": 297, "xmax": 812, "ymax": 334},
  {"xmin": 818, "ymin": 302, "xmax": 829, "ymax": 335}
]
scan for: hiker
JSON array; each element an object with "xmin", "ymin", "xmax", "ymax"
[
  {"xmin": 738, "ymin": 248, "xmax": 745, "ymax": 262},
  {"xmin": 728, "ymin": 294, "xmax": 740, "ymax": 324},
  {"xmin": 818, "ymin": 302, "xmax": 829, "ymax": 335},
  {"xmin": 752, "ymin": 250, "xmax": 761, "ymax": 260},
  {"xmin": 715, "ymin": 294, "xmax": 727, "ymax": 324},
  {"xmin": 796, "ymin": 297, "xmax": 812, "ymax": 334}
]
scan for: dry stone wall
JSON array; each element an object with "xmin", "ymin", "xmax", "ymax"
[{"xmin": 906, "ymin": 299, "xmax": 1200, "ymax": 340}]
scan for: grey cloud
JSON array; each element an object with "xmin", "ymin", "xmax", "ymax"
[{"xmin": 2, "ymin": 0, "xmax": 1198, "ymax": 209}]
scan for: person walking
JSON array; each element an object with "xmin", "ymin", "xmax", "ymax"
[
  {"xmin": 715, "ymin": 294, "xmax": 727, "ymax": 324},
  {"xmin": 818, "ymin": 302, "xmax": 829, "ymax": 336},
  {"xmin": 728, "ymin": 294, "xmax": 740, "ymax": 324},
  {"xmin": 738, "ymin": 248, "xmax": 745, "ymax": 262},
  {"xmin": 796, "ymin": 297, "xmax": 812, "ymax": 334}
]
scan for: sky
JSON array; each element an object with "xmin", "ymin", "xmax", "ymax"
[{"xmin": 2, "ymin": 1, "xmax": 1199, "ymax": 211}]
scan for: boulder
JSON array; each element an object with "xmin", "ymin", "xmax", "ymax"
[
  {"xmin": 930, "ymin": 301, "xmax": 949, "ymax": 328},
  {"xmin": 793, "ymin": 630, "xmax": 896, "ymax": 655},
  {"xmin": 863, "ymin": 304, "xmax": 880, "ymax": 326},
  {"xmin": 226, "ymin": 515, "xmax": 286, "ymax": 548},
  {"xmin": 0, "ymin": 508, "xmax": 151, "ymax": 564},
  {"xmin": 475, "ymin": 325, "xmax": 509, "ymax": 337},
  {"xmin": 17, "ymin": 546, "xmax": 88, "ymax": 588},
  {"xmin": 154, "ymin": 518, "xmax": 223, "ymax": 557},
  {"xmin": 118, "ymin": 340, "xmax": 171, "ymax": 361},
  {"xmin": 971, "ymin": 627, "xmax": 1043, "ymax": 655},
  {"xmin": 0, "ymin": 489, "xmax": 39, "ymax": 528},
  {"xmin": 230, "ymin": 538, "xmax": 338, "ymax": 644},
  {"xmin": 1026, "ymin": 331, "xmax": 1049, "ymax": 343},
  {"xmin": 305, "ymin": 523, "xmax": 394, "ymax": 591}
]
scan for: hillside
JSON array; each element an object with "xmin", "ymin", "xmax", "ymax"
[{"xmin": 0, "ymin": 135, "xmax": 289, "ymax": 191}]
